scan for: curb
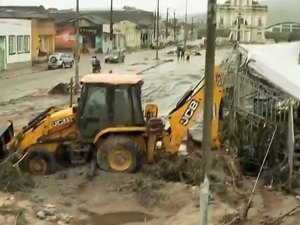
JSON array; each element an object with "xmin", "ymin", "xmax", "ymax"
[{"xmin": 137, "ymin": 59, "xmax": 173, "ymax": 75}]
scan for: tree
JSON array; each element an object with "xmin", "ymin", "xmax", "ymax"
[{"xmin": 265, "ymin": 31, "xmax": 289, "ymax": 43}]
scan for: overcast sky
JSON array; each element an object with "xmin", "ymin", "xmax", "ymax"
[{"xmin": 0, "ymin": 0, "xmax": 227, "ymax": 15}]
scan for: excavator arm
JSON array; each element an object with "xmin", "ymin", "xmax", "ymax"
[{"xmin": 162, "ymin": 66, "xmax": 223, "ymax": 154}]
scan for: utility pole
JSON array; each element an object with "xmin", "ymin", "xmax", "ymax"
[
  {"xmin": 165, "ymin": 8, "xmax": 169, "ymax": 39},
  {"xmin": 74, "ymin": 0, "xmax": 80, "ymax": 93},
  {"xmin": 153, "ymin": 9, "xmax": 156, "ymax": 39},
  {"xmin": 110, "ymin": 0, "xmax": 114, "ymax": 47},
  {"xmin": 237, "ymin": 0, "xmax": 242, "ymax": 42},
  {"xmin": 155, "ymin": 0, "xmax": 159, "ymax": 60},
  {"xmin": 184, "ymin": 0, "xmax": 188, "ymax": 49},
  {"xmin": 200, "ymin": 0, "xmax": 217, "ymax": 224},
  {"xmin": 173, "ymin": 11, "xmax": 176, "ymax": 42},
  {"xmin": 191, "ymin": 17, "xmax": 194, "ymax": 40}
]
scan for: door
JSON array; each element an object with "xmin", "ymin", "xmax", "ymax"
[
  {"xmin": 78, "ymin": 85, "xmax": 110, "ymax": 141},
  {"xmin": 0, "ymin": 36, "xmax": 6, "ymax": 72}
]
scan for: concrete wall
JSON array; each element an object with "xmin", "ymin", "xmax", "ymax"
[
  {"xmin": 0, "ymin": 18, "xmax": 31, "ymax": 68},
  {"xmin": 217, "ymin": 2, "xmax": 268, "ymax": 43},
  {"xmin": 31, "ymin": 18, "xmax": 56, "ymax": 62},
  {"xmin": 118, "ymin": 21, "xmax": 141, "ymax": 49}
]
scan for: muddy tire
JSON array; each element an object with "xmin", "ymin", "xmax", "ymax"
[
  {"xmin": 20, "ymin": 149, "xmax": 57, "ymax": 175},
  {"xmin": 97, "ymin": 136, "xmax": 142, "ymax": 173}
]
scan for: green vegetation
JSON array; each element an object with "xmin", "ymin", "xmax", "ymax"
[{"xmin": 265, "ymin": 31, "xmax": 300, "ymax": 43}]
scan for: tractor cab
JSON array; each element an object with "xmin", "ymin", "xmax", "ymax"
[{"xmin": 76, "ymin": 74, "xmax": 146, "ymax": 142}]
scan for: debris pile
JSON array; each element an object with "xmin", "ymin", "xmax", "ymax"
[
  {"xmin": 0, "ymin": 204, "xmax": 27, "ymax": 225},
  {"xmin": 35, "ymin": 204, "xmax": 73, "ymax": 223},
  {"xmin": 117, "ymin": 177, "xmax": 164, "ymax": 208},
  {"xmin": 0, "ymin": 160, "xmax": 35, "ymax": 193}
]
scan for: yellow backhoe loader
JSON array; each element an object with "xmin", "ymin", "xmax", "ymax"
[{"xmin": 0, "ymin": 66, "xmax": 223, "ymax": 175}]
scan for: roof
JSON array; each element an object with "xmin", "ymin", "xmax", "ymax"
[
  {"xmin": 240, "ymin": 42, "xmax": 300, "ymax": 100},
  {"xmin": 68, "ymin": 15, "xmax": 110, "ymax": 26},
  {"xmin": 266, "ymin": 21, "xmax": 300, "ymax": 29},
  {"xmin": 52, "ymin": 9, "xmax": 154, "ymax": 27},
  {"xmin": 80, "ymin": 74, "xmax": 143, "ymax": 85},
  {"xmin": 0, "ymin": 6, "xmax": 54, "ymax": 19}
]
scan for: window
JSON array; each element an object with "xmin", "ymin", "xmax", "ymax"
[
  {"xmin": 258, "ymin": 18, "xmax": 262, "ymax": 27},
  {"xmin": 24, "ymin": 35, "xmax": 30, "ymax": 53},
  {"xmin": 220, "ymin": 18, "xmax": 224, "ymax": 25},
  {"xmin": 9, "ymin": 35, "xmax": 16, "ymax": 55},
  {"xmin": 17, "ymin": 35, "xmax": 23, "ymax": 54}
]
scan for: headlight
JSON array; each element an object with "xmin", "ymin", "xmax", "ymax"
[{"xmin": 114, "ymin": 56, "xmax": 118, "ymax": 59}]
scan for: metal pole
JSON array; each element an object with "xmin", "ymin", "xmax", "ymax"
[
  {"xmin": 166, "ymin": 8, "xmax": 169, "ymax": 39},
  {"xmin": 155, "ymin": 0, "xmax": 159, "ymax": 59},
  {"xmin": 184, "ymin": 0, "xmax": 188, "ymax": 49},
  {"xmin": 74, "ymin": 0, "xmax": 80, "ymax": 94},
  {"xmin": 200, "ymin": 0, "xmax": 217, "ymax": 224},
  {"xmin": 191, "ymin": 17, "xmax": 194, "ymax": 40},
  {"xmin": 110, "ymin": 0, "xmax": 113, "ymax": 47},
  {"xmin": 173, "ymin": 11, "xmax": 176, "ymax": 42}
]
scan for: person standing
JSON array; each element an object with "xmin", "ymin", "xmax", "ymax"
[{"xmin": 180, "ymin": 48, "xmax": 185, "ymax": 60}]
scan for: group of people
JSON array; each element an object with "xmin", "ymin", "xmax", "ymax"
[{"xmin": 176, "ymin": 46, "xmax": 191, "ymax": 61}]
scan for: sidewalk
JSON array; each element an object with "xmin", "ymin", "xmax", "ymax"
[{"xmin": 0, "ymin": 63, "xmax": 48, "ymax": 80}]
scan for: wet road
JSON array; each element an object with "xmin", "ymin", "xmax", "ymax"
[
  {"xmin": 0, "ymin": 42, "xmax": 233, "ymax": 131},
  {"xmin": 141, "ymin": 48, "xmax": 232, "ymax": 116},
  {"xmin": 0, "ymin": 49, "xmax": 172, "ymax": 103}
]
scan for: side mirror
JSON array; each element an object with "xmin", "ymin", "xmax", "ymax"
[
  {"xmin": 77, "ymin": 97, "xmax": 80, "ymax": 104},
  {"xmin": 144, "ymin": 103, "xmax": 158, "ymax": 120}
]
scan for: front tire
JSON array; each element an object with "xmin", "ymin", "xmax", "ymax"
[
  {"xmin": 20, "ymin": 148, "xmax": 57, "ymax": 175},
  {"xmin": 96, "ymin": 136, "xmax": 141, "ymax": 173}
]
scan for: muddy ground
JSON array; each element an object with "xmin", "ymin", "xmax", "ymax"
[{"xmin": 1, "ymin": 43, "xmax": 300, "ymax": 225}]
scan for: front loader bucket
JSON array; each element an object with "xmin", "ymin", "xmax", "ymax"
[{"xmin": 0, "ymin": 121, "xmax": 14, "ymax": 158}]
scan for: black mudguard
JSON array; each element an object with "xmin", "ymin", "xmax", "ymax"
[{"xmin": 0, "ymin": 121, "xmax": 14, "ymax": 157}]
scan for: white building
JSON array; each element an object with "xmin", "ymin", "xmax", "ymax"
[
  {"xmin": 217, "ymin": 0, "xmax": 268, "ymax": 43},
  {"xmin": 0, "ymin": 18, "xmax": 31, "ymax": 71}
]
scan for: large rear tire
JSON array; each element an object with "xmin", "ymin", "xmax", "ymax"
[{"xmin": 96, "ymin": 136, "xmax": 142, "ymax": 173}]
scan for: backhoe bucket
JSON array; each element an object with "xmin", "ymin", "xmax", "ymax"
[{"xmin": 0, "ymin": 121, "xmax": 14, "ymax": 158}]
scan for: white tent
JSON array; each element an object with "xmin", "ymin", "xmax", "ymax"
[{"xmin": 240, "ymin": 42, "xmax": 300, "ymax": 100}]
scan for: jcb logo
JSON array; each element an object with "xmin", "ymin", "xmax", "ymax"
[
  {"xmin": 216, "ymin": 73, "xmax": 222, "ymax": 87},
  {"xmin": 53, "ymin": 118, "xmax": 72, "ymax": 127},
  {"xmin": 180, "ymin": 100, "xmax": 199, "ymax": 126}
]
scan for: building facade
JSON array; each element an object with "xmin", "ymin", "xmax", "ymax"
[
  {"xmin": 31, "ymin": 17, "xmax": 56, "ymax": 63},
  {"xmin": 0, "ymin": 18, "xmax": 31, "ymax": 71},
  {"xmin": 117, "ymin": 20, "xmax": 141, "ymax": 49},
  {"xmin": 217, "ymin": 0, "xmax": 268, "ymax": 43}
]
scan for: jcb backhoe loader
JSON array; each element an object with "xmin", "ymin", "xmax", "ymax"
[{"xmin": 0, "ymin": 66, "xmax": 223, "ymax": 175}]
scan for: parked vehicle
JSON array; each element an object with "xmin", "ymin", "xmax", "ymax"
[
  {"xmin": 104, "ymin": 50, "xmax": 125, "ymax": 63},
  {"xmin": 48, "ymin": 52, "xmax": 74, "ymax": 70}
]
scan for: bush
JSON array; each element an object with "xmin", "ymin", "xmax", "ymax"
[
  {"xmin": 265, "ymin": 31, "xmax": 289, "ymax": 43},
  {"xmin": 288, "ymin": 31, "xmax": 300, "ymax": 42}
]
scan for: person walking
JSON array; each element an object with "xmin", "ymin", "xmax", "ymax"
[
  {"xmin": 180, "ymin": 48, "xmax": 185, "ymax": 60},
  {"xmin": 186, "ymin": 48, "xmax": 191, "ymax": 61}
]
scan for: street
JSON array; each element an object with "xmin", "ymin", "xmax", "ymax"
[{"xmin": 0, "ymin": 44, "xmax": 232, "ymax": 130}]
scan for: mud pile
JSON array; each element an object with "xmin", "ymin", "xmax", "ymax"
[{"xmin": 48, "ymin": 83, "xmax": 70, "ymax": 95}]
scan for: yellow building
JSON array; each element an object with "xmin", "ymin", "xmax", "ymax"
[
  {"xmin": 0, "ymin": 6, "xmax": 56, "ymax": 64},
  {"xmin": 31, "ymin": 17, "xmax": 56, "ymax": 63}
]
